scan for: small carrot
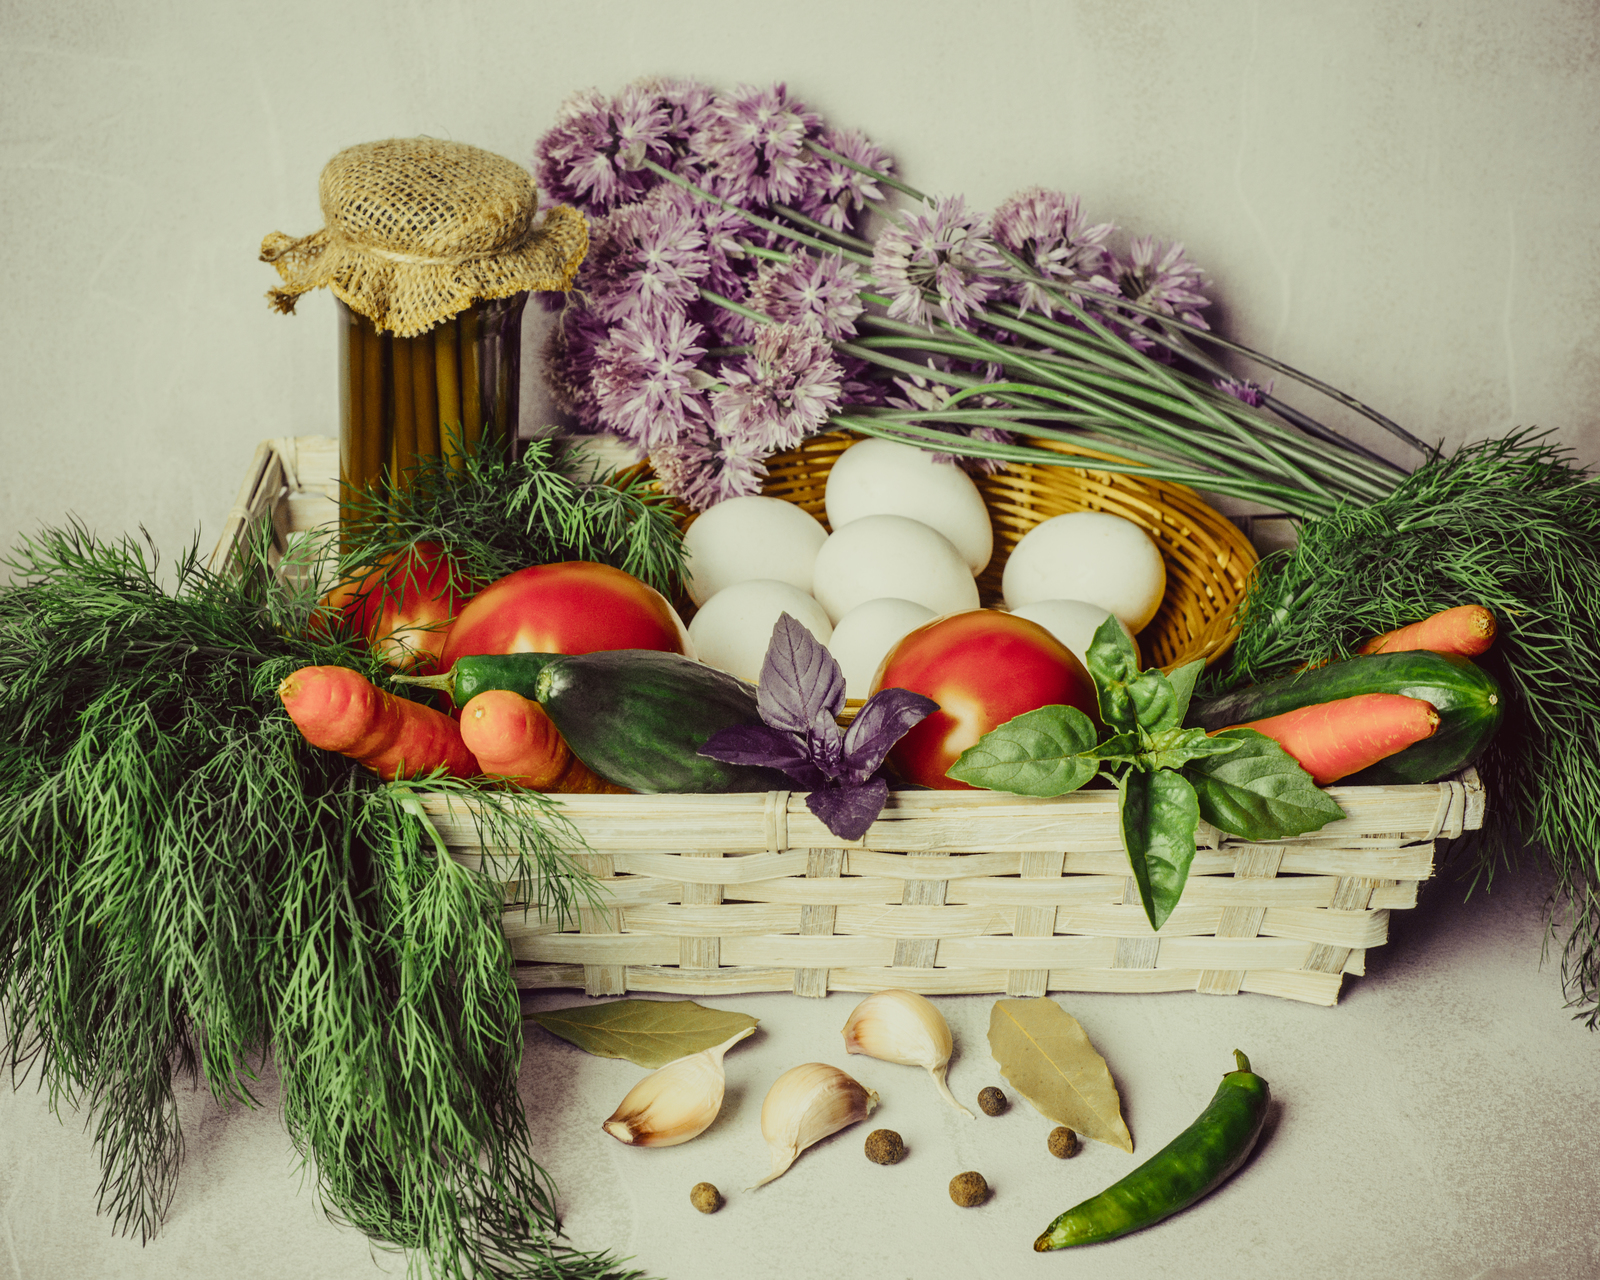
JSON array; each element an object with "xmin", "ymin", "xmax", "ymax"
[
  {"xmin": 1357, "ymin": 604, "xmax": 1496, "ymax": 658},
  {"xmin": 1221, "ymin": 692, "xmax": 1439, "ymax": 786},
  {"xmin": 551, "ymin": 755, "xmax": 632, "ymax": 795},
  {"xmin": 279, "ymin": 664, "xmax": 479, "ymax": 781},
  {"xmin": 459, "ymin": 689, "xmax": 573, "ymax": 790}
]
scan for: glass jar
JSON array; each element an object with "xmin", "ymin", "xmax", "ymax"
[{"xmin": 336, "ymin": 292, "xmax": 528, "ymax": 534}]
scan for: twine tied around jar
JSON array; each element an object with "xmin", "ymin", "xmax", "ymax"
[{"xmin": 260, "ymin": 136, "xmax": 588, "ymax": 337}]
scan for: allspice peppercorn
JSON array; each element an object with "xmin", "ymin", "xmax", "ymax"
[
  {"xmin": 864, "ymin": 1128, "xmax": 904, "ymax": 1165},
  {"xmin": 977, "ymin": 1086, "xmax": 1007, "ymax": 1116},
  {"xmin": 1047, "ymin": 1126, "xmax": 1078, "ymax": 1158},
  {"xmin": 948, "ymin": 1170, "xmax": 989, "ymax": 1207},
  {"xmin": 689, "ymin": 1182, "xmax": 723, "ymax": 1214}
]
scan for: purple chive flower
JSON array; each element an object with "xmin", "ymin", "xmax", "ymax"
[
  {"xmin": 711, "ymin": 320, "xmax": 844, "ymax": 455},
  {"xmin": 1116, "ymin": 236, "xmax": 1212, "ymax": 331},
  {"xmin": 747, "ymin": 252, "xmax": 865, "ymax": 342},
  {"xmin": 592, "ymin": 310, "xmax": 711, "ymax": 452},
  {"xmin": 992, "ymin": 188, "xmax": 1114, "ymax": 317},
  {"xmin": 543, "ymin": 304, "xmax": 612, "ymax": 429},
  {"xmin": 583, "ymin": 187, "xmax": 711, "ymax": 325},
  {"xmin": 796, "ymin": 126, "xmax": 894, "ymax": 232},
  {"xmin": 697, "ymin": 82, "xmax": 823, "ymax": 208},
  {"xmin": 651, "ymin": 421, "xmax": 770, "ymax": 510},
  {"xmin": 630, "ymin": 75, "xmax": 721, "ymax": 170},
  {"xmin": 535, "ymin": 83, "xmax": 677, "ymax": 216},
  {"xmin": 687, "ymin": 194, "xmax": 761, "ymax": 297},
  {"xmin": 871, "ymin": 196, "xmax": 1007, "ymax": 330},
  {"xmin": 1215, "ymin": 376, "xmax": 1275, "ymax": 408}
]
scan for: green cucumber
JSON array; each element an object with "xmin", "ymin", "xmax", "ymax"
[
  {"xmin": 396, "ymin": 650, "xmax": 786, "ymax": 792},
  {"xmin": 1189, "ymin": 650, "xmax": 1502, "ymax": 785},
  {"xmin": 396, "ymin": 649, "xmax": 787, "ymax": 793},
  {"xmin": 533, "ymin": 650, "xmax": 789, "ymax": 794}
]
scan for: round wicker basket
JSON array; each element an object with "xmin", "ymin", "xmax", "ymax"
[{"xmin": 751, "ymin": 431, "xmax": 1258, "ymax": 672}]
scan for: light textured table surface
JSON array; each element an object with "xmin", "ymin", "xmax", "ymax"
[
  {"xmin": 4, "ymin": 3, "xmax": 1599, "ymax": 1277},
  {"xmin": 4, "ymin": 860, "xmax": 1597, "ymax": 1280}
]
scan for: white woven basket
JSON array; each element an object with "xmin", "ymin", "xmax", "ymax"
[{"xmin": 215, "ymin": 435, "xmax": 1484, "ymax": 1008}]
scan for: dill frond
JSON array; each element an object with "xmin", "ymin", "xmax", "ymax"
[
  {"xmin": 1218, "ymin": 430, "xmax": 1600, "ymax": 1023},
  {"xmin": 337, "ymin": 434, "xmax": 686, "ymax": 599},
  {"xmin": 0, "ymin": 523, "xmax": 635, "ymax": 1277}
]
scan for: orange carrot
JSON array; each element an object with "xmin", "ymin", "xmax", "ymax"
[
  {"xmin": 1222, "ymin": 692, "xmax": 1440, "ymax": 786},
  {"xmin": 1357, "ymin": 605, "xmax": 1496, "ymax": 658},
  {"xmin": 551, "ymin": 755, "xmax": 632, "ymax": 795},
  {"xmin": 278, "ymin": 664, "xmax": 479, "ymax": 781},
  {"xmin": 459, "ymin": 690, "xmax": 573, "ymax": 790}
]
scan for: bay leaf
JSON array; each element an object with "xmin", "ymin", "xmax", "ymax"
[
  {"xmin": 987, "ymin": 998, "xmax": 1133, "ymax": 1152},
  {"xmin": 524, "ymin": 998, "xmax": 759, "ymax": 1068}
]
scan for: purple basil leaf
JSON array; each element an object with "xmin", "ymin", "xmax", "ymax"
[
  {"xmin": 700, "ymin": 723, "xmax": 831, "ymax": 790},
  {"xmin": 807, "ymin": 704, "xmax": 846, "ymax": 780},
  {"xmin": 757, "ymin": 613, "xmax": 845, "ymax": 735},
  {"xmin": 700, "ymin": 722, "xmax": 812, "ymax": 772},
  {"xmin": 805, "ymin": 777, "xmax": 891, "ymax": 842},
  {"xmin": 841, "ymin": 686, "xmax": 940, "ymax": 784}
]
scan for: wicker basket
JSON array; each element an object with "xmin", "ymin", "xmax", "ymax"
[
  {"xmin": 716, "ymin": 431, "xmax": 1258, "ymax": 672},
  {"xmin": 215, "ymin": 434, "xmax": 1484, "ymax": 1008}
]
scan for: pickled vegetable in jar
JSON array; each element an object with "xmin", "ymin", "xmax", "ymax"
[{"xmin": 261, "ymin": 136, "xmax": 588, "ymax": 539}]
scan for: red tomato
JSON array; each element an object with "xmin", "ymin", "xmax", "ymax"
[
  {"xmin": 872, "ymin": 609, "xmax": 1098, "ymax": 790},
  {"xmin": 439, "ymin": 561, "xmax": 691, "ymax": 667},
  {"xmin": 320, "ymin": 541, "xmax": 476, "ymax": 675}
]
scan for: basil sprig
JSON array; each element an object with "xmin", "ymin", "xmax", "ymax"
[
  {"xmin": 699, "ymin": 614, "xmax": 938, "ymax": 841},
  {"xmin": 948, "ymin": 617, "xmax": 1344, "ymax": 930}
]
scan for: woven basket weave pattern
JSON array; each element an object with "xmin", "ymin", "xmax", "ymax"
[
  {"xmin": 750, "ymin": 431, "xmax": 1257, "ymax": 672},
  {"xmin": 214, "ymin": 435, "xmax": 1482, "ymax": 1008}
]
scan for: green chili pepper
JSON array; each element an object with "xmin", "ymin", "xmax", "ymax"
[
  {"xmin": 393, "ymin": 651, "xmax": 560, "ymax": 707},
  {"xmin": 1033, "ymin": 1049, "xmax": 1270, "ymax": 1251}
]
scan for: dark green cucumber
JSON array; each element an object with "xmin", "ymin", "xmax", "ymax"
[
  {"xmin": 1189, "ymin": 650, "xmax": 1502, "ymax": 784},
  {"xmin": 533, "ymin": 650, "xmax": 789, "ymax": 794}
]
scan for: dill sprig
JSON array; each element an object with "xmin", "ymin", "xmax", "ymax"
[
  {"xmin": 1220, "ymin": 431, "xmax": 1600, "ymax": 1023},
  {"xmin": 333, "ymin": 434, "xmax": 686, "ymax": 599},
  {"xmin": 0, "ymin": 522, "xmax": 638, "ymax": 1278}
]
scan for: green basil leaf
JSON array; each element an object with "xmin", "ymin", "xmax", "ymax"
[
  {"xmin": 1161, "ymin": 660, "xmax": 1204, "ymax": 730},
  {"xmin": 1184, "ymin": 728, "xmax": 1346, "ymax": 841},
  {"xmin": 1119, "ymin": 769, "xmax": 1200, "ymax": 932},
  {"xmin": 946, "ymin": 705, "xmax": 1100, "ymax": 797},
  {"xmin": 1144, "ymin": 725, "xmax": 1243, "ymax": 772},
  {"xmin": 1082, "ymin": 730, "xmax": 1143, "ymax": 764},
  {"xmin": 1086, "ymin": 617, "xmax": 1143, "ymax": 731},
  {"xmin": 1088, "ymin": 618, "xmax": 1195, "ymax": 733}
]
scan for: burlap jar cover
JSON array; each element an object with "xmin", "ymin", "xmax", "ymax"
[
  {"xmin": 261, "ymin": 136, "xmax": 587, "ymax": 337},
  {"xmin": 262, "ymin": 139, "xmax": 588, "ymax": 531}
]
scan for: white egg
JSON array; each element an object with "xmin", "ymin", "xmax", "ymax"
[
  {"xmin": 824, "ymin": 437, "xmax": 994, "ymax": 574},
  {"xmin": 1002, "ymin": 511, "xmax": 1167, "ymax": 632},
  {"xmin": 682, "ymin": 495, "xmax": 829, "ymax": 607},
  {"xmin": 687, "ymin": 580, "xmax": 833, "ymax": 684},
  {"xmin": 812, "ymin": 515, "xmax": 980, "ymax": 624},
  {"xmin": 826, "ymin": 598, "xmax": 938, "ymax": 700},
  {"xmin": 1010, "ymin": 599, "xmax": 1140, "ymax": 670}
]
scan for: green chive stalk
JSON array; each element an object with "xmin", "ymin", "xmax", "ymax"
[{"xmin": 643, "ymin": 149, "xmax": 1600, "ymax": 1025}]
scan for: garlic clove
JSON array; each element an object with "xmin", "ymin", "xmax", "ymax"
[
  {"xmin": 751, "ymin": 1062, "xmax": 878, "ymax": 1188},
  {"xmin": 602, "ymin": 1026, "xmax": 755, "ymax": 1147},
  {"xmin": 841, "ymin": 988, "xmax": 974, "ymax": 1118}
]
